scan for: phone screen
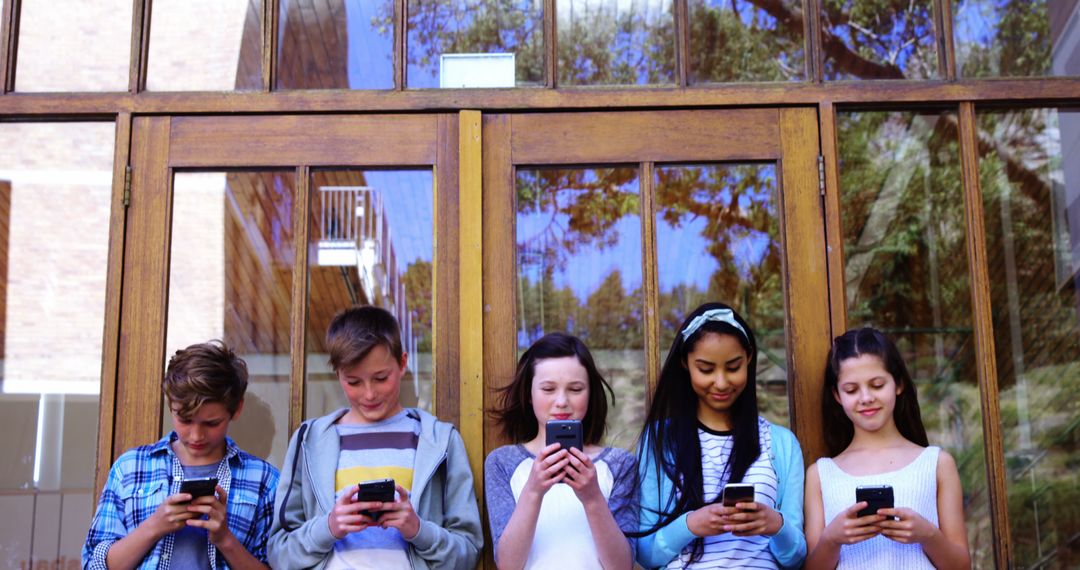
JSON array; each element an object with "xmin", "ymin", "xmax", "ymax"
[
  {"xmin": 179, "ymin": 477, "xmax": 218, "ymax": 499},
  {"xmin": 721, "ymin": 483, "xmax": 755, "ymax": 507}
]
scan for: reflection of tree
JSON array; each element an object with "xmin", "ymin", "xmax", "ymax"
[
  {"xmin": 403, "ymin": 259, "xmax": 433, "ymax": 352},
  {"xmin": 373, "ymin": 0, "xmax": 544, "ymax": 84},
  {"xmin": 556, "ymin": 0, "xmax": 674, "ymax": 84},
  {"xmin": 689, "ymin": 0, "xmax": 803, "ymax": 82}
]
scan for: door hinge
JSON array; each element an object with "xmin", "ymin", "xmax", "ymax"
[
  {"xmin": 123, "ymin": 165, "xmax": 131, "ymax": 207},
  {"xmin": 817, "ymin": 155, "xmax": 826, "ymax": 196}
]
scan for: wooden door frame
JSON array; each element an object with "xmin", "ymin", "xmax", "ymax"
[
  {"xmin": 481, "ymin": 107, "xmax": 832, "ymax": 468},
  {"xmin": 113, "ymin": 112, "xmax": 469, "ymax": 465}
]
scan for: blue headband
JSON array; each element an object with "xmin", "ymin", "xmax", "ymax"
[{"xmin": 681, "ymin": 308, "xmax": 749, "ymax": 343}]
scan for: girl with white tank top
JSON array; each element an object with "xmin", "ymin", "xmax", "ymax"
[{"xmin": 804, "ymin": 328, "xmax": 971, "ymax": 570}]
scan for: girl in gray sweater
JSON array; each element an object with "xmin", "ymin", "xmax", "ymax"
[{"xmin": 485, "ymin": 333, "xmax": 637, "ymax": 570}]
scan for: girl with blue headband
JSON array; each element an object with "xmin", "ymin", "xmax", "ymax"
[{"xmin": 635, "ymin": 302, "xmax": 807, "ymax": 569}]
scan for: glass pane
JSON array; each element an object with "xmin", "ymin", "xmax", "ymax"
[
  {"xmin": 163, "ymin": 171, "xmax": 295, "ymax": 469},
  {"xmin": 821, "ymin": 0, "xmax": 938, "ymax": 80},
  {"xmin": 953, "ymin": 1, "xmax": 1066, "ymax": 78},
  {"xmin": 837, "ymin": 110, "xmax": 991, "ymax": 567},
  {"xmin": 516, "ymin": 167, "xmax": 644, "ymax": 449},
  {"xmin": 0, "ymin": 122, "xmax": 112, "ymax": 568},
  {"xmin": 15, "ymin": 0, "xmax": 131, "ymax": 91},
  {"xmin": 557, "ymin": 0, "xmax": 675, "ymax": 86},
  {"xmin": 305, "ymin": 170, "xmax": 435, "ymax": 418},
  {"xmin": 688, "ymin": 0, "xmax": 804, "ymax": 83},
  {"xmin": 654, "ymin": 164, "xmax": 788, "ymax": 426},
  {"xmin": 407, "ymin": 0, "xmax": 545, "ymax": 88},
  {"xmin": 979, "ymin": 107, "xmax": 1080, "ymax": 569},
  {"xmin": 147, "ymin": 0, "xmax": 263, "ymax": 91},
  {"xmin": 278, "ymin": 0, "xmax": 394, "ymax": 90}
]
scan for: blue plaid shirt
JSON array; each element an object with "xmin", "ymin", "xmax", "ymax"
[{"xmin": 82, "ymin": 433, "xmax": 279, "ymax": 570}]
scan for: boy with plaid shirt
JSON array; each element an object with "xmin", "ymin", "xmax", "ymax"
[{"xmin": 82, "ymin": 341, "xmax": 279, "ymax": 570}]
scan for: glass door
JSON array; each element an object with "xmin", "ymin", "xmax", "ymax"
[
  {"xmin": 116, "ymin": 113, "xmax": 465, "ymax": 471},
  {"xmin": 481, "ymin": 109, "xmax": 832, "ymax": 462}
]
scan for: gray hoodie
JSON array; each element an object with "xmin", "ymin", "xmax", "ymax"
[{"xmin": 267, "ymin": 408, "xmax": 483, "ymax": 569}]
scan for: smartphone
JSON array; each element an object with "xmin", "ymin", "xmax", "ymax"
[
  {"xmin": 855, "ymin": 485, "xmax": 895, "ymax": 518},
  {"xmin": 357, "ymin": 478, "xmax": 396, "ymax": 520},
  {"xmin": 545, "ymin": 419, "xmax": 584, "ymax": 452},
  {"xmin": 179, "ymin": 477, "xmax": 219, "ymax": 499},
  {"xmin": 721, "ymin": 483, "xmax": 755, "ymax": 507}
]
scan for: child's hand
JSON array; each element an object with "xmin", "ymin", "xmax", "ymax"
[
  {"xmin": 328, "ymin": 484, "xmax": 381, "ymax": 539},
  {"xmin": 184, "ymin": 485, "xmax": 235, "ymax": 547},
  {"xmin": 876, "ymin": 508, "xmax": 939, "ymax": 544},
  {"xmin": 522, "ymin": 443, "xmax": 569, "ymax": 500},
  {"xmin": 563, "ymin": 447, "xmax": 603, "ymax": 506},
  {"xmin": 686, "ymin": 504, "xmax": 729, "ymax": 537},
  {"xmin": 720, "ymin": 501, "xmax": 784, "ymax": 537},
  {"xmin": 379, "ymin": 484, "xmax": 421, "ymax": 540},
  {"xmin": 145, "ymin": 492, "xmax": 197, "ymax": 538},
  {"xmin": 820, "ymin": 501, "xmax": 885, "ymax": 546}
]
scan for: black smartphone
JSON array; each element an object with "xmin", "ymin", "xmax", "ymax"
[
  {"xmin": 357, "ymin": 478, "xmax": 396, "ymax": 520},
  {"xmin": 179, "ymin": 477, "xmax": 218, "ymax": 499},
  {"xmin": 721, "ymin": 483, "xmax": 755, "ymax": 507},
  {"xmin": 855, "ymin": 485, "xmax": 895, "ymax": 518},
  {"xmin": 545, "ymin": 419, "xmax": 584, "ymax": 452}
]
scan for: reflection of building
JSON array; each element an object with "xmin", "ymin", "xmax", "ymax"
[{"xmin": 315, "ymin": 185, "xmax": 420, "ymax": 390}]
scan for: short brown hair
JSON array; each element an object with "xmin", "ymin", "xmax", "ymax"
[
  {"xmin": 326, "ymin": 305, "xmax": 403, "ymax": 371},
  {"xmin": 163, "ymin": 340, "xmax": 248, "ymax": 419}
]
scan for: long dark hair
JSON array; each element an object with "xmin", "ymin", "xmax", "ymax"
[
  {"xmin": 634, "ymin": 302, "xmax": 761, "ymax": 562},
  {"xmin": 823, "ymin": 327, "xmax": 929, "ymax": 456},
  {"xmin": 492, "ymin": 332, "xmax": 614, "ymax": 445}
]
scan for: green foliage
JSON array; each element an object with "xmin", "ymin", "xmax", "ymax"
[
  {"xmin": 402, "ymin": 259, "xmax": 434, "ymax": 352},
  {"xmin": 689, "ymin": 0, "xmax": 803, "ymax": 82},
  {"xmin": 956, "ymin": 0, "xmax": 1051, "ymax": 78}
]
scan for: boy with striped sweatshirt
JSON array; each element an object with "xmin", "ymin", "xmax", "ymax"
[{"xmin": 268, "ymin": 305, "xmax": 482, "ymax": 569}]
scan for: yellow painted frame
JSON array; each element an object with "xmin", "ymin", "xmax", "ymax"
[{"xmin": 458, "ymin": 110, "xmax": 485, "ymax": 497}]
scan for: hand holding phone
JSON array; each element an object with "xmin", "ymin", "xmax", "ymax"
[
  {"xmin": 545, "ymin": 419, "xmax": 583, "ymax": 452},
  {"xmin": 855, "ymin": 485, "xmax": 895, "ymax": 519},
  {"xmin": 356, "ymin": 478, "xmax": 396, "ymax": 521}
]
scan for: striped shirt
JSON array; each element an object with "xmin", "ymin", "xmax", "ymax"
[
  {"xmin": 82, "ymin": 434, "xmax": 280, "ymax": 570},
  {"xmin": 667, "ymin": 416, "xmax": 779, "ymax": 570},
  {"xmin": 327, "ymin": 409, "xmax": 420, "ymax": 570}
]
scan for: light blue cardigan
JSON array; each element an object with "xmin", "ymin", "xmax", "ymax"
[{"xmin": 635, "ymin": 420, "xmax": 807, "ymax": 569}]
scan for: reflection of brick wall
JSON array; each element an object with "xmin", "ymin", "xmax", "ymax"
[
  {"xmin": 165, "ymin": 174, "xmax": 226, "ymax": 357},
  {"xmin": 147, "ymin": 0, "xmax": 253, "ymax": 90},
  {"xmin": 0, "ymin": 124, "xmax": 113, "ymax": 393},
  {"xmin": 15, "ymin": 0, "xmax": 130, "ymax": 91}
]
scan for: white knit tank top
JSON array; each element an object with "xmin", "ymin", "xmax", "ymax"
[{"xmin": 816, "ymin": 446, "xmax": 940, "ymax": 570}]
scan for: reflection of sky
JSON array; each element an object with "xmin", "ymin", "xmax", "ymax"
[
  {"xmin": 364, "ymin": 171, "xmax": 434, "ymax": 269},
  {"xmin": 345, "ymin": 0, "xmax": 394, "ymax": 89},
  {"xmin": 952, "ymin": 0, "xmax": 1002, "ymax": 45},
  {"xmin": 516, "ymin": 166, "xmax": 776, "ymax": 299}
]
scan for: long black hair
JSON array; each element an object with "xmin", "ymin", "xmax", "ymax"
[
  {"xmin": 492, "ymin": 332, "xmax": 614, "ymax": 445},
  {"xmin": 822, "ymin": 327, "xmax": 928, "ymax": 456},
  {"xmin": 634, "ymin": 302, "xmax": 761, "ymax": 562}
]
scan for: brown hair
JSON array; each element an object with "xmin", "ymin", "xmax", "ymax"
[
  {"xmin": 491, "ymin": 332, "xmax": 613, "ymax": 446},
  {"xmin": 822, "ymin": 327, "xmax": 929, "ymax": 456},
  {"xmin": 162, "ymin": 340, "xmax": 248, "ymax": 419},
  {"xmin": 326, "ymin": 305, "xmax": 404, "ymax": 371}
]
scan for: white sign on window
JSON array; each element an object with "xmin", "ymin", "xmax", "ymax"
[{"xmin": 440, "ymin": 53, "xmax": 516, "ymax": 88}]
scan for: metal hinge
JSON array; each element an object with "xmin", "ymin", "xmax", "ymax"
[
  {"xmin": 817, "ymin": 155, "xmax": 826, "ymax": 196},
  {"xmin": 123, "ymin": 165, "xmax": 131, "ymax": 207}
]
